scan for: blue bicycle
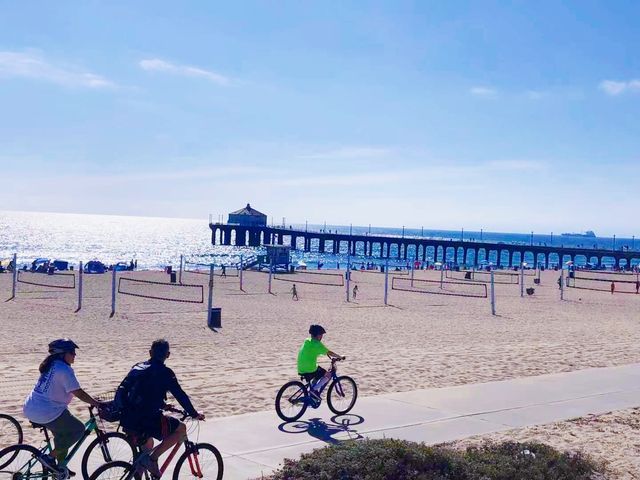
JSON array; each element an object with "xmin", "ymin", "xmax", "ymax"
[{"xmin": 275, "ymin": 357, "xmax": 358, "ymax": 422}]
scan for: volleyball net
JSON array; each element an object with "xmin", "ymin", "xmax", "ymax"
[
  {"xmin": 392, "ymin": 276, "xmax": 488, "ymax": 298},
  {"xmin": 273, "ymin": 270, "xmax": 345, "ymax": 286},
  {"xmin": 183, "ymin": 261, "xmax": 240, "ymax": 277},
  {"xmin": 567, "ymin": 274, "xmax": 639, "ymax": 294},
  {"xmin": 353, "ymin": 268, "xmax": 409, "ymax": 276},
  {"xmin": 573, "ymin": 270, "xmax": 638, "ymax": 283},
  {"xmin": 445, "ymin": 269, "xmax": 520, "ymax": 284},
  {"xmin": 118, "ymin": 277, "xmax": 204, "ymax": 303},
  {"xmin": 17, "ymin": 271, "xmax": 76, "ymax": 289}
]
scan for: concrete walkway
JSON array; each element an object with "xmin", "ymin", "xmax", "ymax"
[{"xmin": 199, "ymin": 364, "xmax": 640, "ymax": 479}]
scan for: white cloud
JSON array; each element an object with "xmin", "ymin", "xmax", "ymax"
[
  {"xmin": 486, "ymin": 160, "xmax": 546, "ymax": 171},
  {"xmin": 599, "ymin": 79, "xmax": 640, "ymax": 96},
  {"xmin": 525, "ymin": 90, "xmax": 547, "ymax": 100},
  {"xmin": 470, "ymin": 86, "xmax": 497, "ymax": 97},
  {"xmin": 300, "ymin": 146, "xmax": 391, "ymax": 160},
  {"xmin": 139, "ymin": 58, "xmax": 229, "ymax": 85},
  {"xmin": 0, "ymin": 51, "xmax": 115, "ymax": 89}
]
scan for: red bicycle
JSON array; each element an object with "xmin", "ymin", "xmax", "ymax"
[{"xmin": 89, "ymin": 406, "xmax": 223, "ymax": 480}]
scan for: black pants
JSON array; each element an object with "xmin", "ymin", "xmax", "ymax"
[{"xmin": 300, "ymin": 367, "xmax": 327, "ymax": 385}]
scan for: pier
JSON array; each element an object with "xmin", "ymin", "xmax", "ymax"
[{"xmin": 210, "ymin": 224, "xmax": 640, "ymax": 269}]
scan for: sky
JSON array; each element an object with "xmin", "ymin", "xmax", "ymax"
[{"xmin": 0, "ymin": 0, "xmax": 639, "ymax": 235}]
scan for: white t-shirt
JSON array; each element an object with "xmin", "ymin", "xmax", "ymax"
[{"xmin": 23, "ymin": 359, "xmax": 81, "ymax": 424}]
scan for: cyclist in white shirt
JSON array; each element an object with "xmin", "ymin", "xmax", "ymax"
[{"xmin": 23, "ymin": 339, "xmax": 101, "ymax": 473}]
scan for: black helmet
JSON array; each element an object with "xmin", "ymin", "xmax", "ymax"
[
  {"xmin": 48, "ymin": 339, "xmax": 79, "ymax": 355},
  {"xmin": 309, "ymin": 325, "xmax": 326, "ymax": 336}
]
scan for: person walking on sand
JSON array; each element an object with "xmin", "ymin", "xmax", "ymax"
[
  {"xmin": 611, "ymin": 281, "xmax": 615, "ymax": 294},
  {"xmin": 636, "ymin": 280, "xmax": 639, "ymax": 294},
  {"xmin": 221, "ymin": 265, "xmax": 226, "ymax": 277},
  {"xmin": 353, "ymin": 285, "xmax": 358, "ymax": 300},
  {"xmin": 291, "ymin": 283, "xmax": 298, "ymax": 301}
]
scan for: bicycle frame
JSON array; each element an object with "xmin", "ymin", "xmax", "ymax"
[
  {"xmin": 16, "ymin": 408, "xmax": 102, "ymax": 474},
  {"xmin": 156, "ymin": 440, "xmax": 203, "ymax": 478}
]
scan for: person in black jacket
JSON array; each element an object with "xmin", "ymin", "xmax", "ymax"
[{"xmin": 118, "ymin": 339, "xmax": 204, "ymax": 477}]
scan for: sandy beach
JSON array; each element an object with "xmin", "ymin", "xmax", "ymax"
[{"xmin": 1, "ymin": 268, "xmax": 639, "ymax": 475}]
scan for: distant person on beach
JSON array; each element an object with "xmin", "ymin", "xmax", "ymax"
[
  {"xmin": 353, "ymin": 285, "xmax": 358, "ymax": 300},
  {"xmin": 23, "ymin": 339, "xmax": 101, "ymax": 474},
  {"xmin": 557, "ymin": 276, "xmax": 562, "ymax": 289},
  {"xmin": 610, "ymin": 281, "xmax": 615, "ymax": 294},
  {"xmin": 636, "ymin": 281, "xmax": 640, "ymax": 294},
  {"xmin": 291, "ymin": 284, "xmax": 298, "ymax": 301},
  {"xmin": 221, "ymin": 265, "xmax": 226, "ymax": 277},
  {"xmin": 297, "ymin": 325, "xmax": 344, "ymax": 399}
]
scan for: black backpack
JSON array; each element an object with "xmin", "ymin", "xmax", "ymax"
[
  {"xmin": 114, "ymin": 362, "xmax": 155, "ymax": 412},
  {"xmin": 100, "ymin": 362, "xmax": 154, "ymax": 423}
]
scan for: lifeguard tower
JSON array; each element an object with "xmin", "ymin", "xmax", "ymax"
[{"xmin": 259, "ymin": 244, "xmax": 291, "ymax": 272}]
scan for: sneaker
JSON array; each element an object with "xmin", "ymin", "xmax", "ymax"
[{"xmin": 137, "ymin": 452, "xmax": 162, "ymax": 479}]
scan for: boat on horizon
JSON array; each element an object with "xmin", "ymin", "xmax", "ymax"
[{"xmin": 561, "ymin": 230, "xmax": 596, "ymax": 238}]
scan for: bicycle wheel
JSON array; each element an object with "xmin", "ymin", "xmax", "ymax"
[
  {"xmin": 88, "ymin": 460, "xmax": 134, "ymax": 480},
  {"xmin": 0, "ymin": 414, "xmax": 23, "ymax": 470},
  {"xmin": 327, "ymin": 376, "xmax": 358, "ymax": 415},
  {"xmin": 81, "ymin": 431, "xmax": 136, "ymax": 480},
  {"xmin": 173, "ymin": 443, "xmax": 223, "ymax": 480},
  {"xmin": 0, "ymin": 444, "xmax": 45, "ymax": 479},
  {"xmin": 275, "ymin": 381, "xmax": 308, "ymax": 422}
]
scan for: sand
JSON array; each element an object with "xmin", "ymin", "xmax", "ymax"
[
  {"xmin": 1, "ymin": 267, "xmax": 639, "ymax": 474},
  {"xmin": 451, "ymin": 407, "xmax": 640, "ymax": 479}
]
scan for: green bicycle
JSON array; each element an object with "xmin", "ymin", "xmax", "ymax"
[{"xmin": 0, "ymin": 406, "xmax": 134, "ymax": 480}]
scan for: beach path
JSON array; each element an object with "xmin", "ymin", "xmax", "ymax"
[{"xmin": 196, "ymin": 364, "xmax": 640, "ymax": 479}]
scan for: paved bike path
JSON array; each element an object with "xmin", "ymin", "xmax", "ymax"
[{"xmin": 196, "ymin": 364, "xmax": 640, "ymax": 479}]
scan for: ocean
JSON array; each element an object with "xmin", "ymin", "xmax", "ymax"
[{"xmin": 0, "ymin": 211, "xmax": 636, "ymax": 270}]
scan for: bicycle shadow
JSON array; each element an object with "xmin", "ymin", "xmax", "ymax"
[{"xmin": 278, "ymin": 414, "xmax": 365, "ymax": 444}]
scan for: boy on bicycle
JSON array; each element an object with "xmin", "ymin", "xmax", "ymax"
[{"xmin": 297, "ymin": 325, "xmax": 343, "ymax": 399}]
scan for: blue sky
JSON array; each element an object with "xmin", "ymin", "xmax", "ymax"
[{"xmin": 0, "ymin": 1, "xmax": 638, "ymax": 235}]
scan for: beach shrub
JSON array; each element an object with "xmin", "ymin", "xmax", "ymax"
[{"xmin": 266, "ymin": 438, "xmax": 603, "ymax": 480}]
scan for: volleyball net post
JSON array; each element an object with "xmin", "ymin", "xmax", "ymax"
[
  {"xmin": 410, "ymin": 257, "xmax": 415, "ymax": 287},
  {"xmin": 268, "ymin": 256, "xmax": 273, "ymax": 294},
  {"xmin": 520, "ymin": 264, "xmax": 524, "ymax": 297},
  {"xmin": 10, "ymin": 253, "xmax": 17, "ymax": 300},
  {"xmin": 239, "ymin": 255, "xmax": 244, "ymax": 291},
  {"xmin": 560, "ymin": 269, "xmax": 564, "ymax": 300},
  {"xmin": 76, "ymin": 261, "xmax": 83, "ymax": 312},
  {"xmin": 179, "ymin": 255, "xmax": 184, "ymax": 285},
  {"xmin": 384, "ymin": 257, "xmax": 390, "ymax": 305},
  {"xmin": 490, "ymin": 270, "xmax": 496, "ymax": 315},
  {"xmin": 346, "ymin": 255, "xmax": 351, "ymax": 302},
  {"xmin": 440, "ymin": 267, "xmax": 444, "ymax": 289},
  {"xmin": 207, "ymin": 264, "xmax": 214, "ymax": 325},
  {"xmin": 110, "ymin": 268, "xmax": 117, "ymax": 317}
]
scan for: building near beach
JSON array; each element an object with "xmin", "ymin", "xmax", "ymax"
[{"xmin": 227, "ymin": 203, "xmax": 267, "ymax": 227}]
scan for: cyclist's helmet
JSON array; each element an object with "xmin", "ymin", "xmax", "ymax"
[
  {"xmin": 48, "ymin": 338, "xmax": 79, "ymax": 355},
  {"xmin": 309, "ymin": 325, "xmax": 326, "ymax": 336}
]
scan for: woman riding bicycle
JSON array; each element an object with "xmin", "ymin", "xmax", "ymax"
[
  {"xmin": 23, "ymin": 339, "xmax": 101, "ymax": 473},
  {"xmin": 297, "ymin": 325, "xmax": 343, "ymax": 399}
]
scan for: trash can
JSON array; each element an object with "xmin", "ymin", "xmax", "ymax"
[
  {"xmin": 166, "ymin": 265, "xmax": 173, "ymax": 274},
  {"xmin": 208, "ymin": 308, "xmax": 222, "ymax": 330},
  {"xmin": 526, "ymin": 287, "xmax": 535, "ymax": 295},
  {"xmin": 290, "ymin": 265, "xmax": 295, "ymax": 273},
  {"xmin": 170, "ymin": 271, "xmax": 177, "ymax": 283},
  {"xmin": 464, "ymin": 271, "xmax": 472, "ymax": 279},
  {"xmin": 534, "ymin": 278, "xmax": 540, "ymax": 285},
  {"xmin": 380, "ymin": 265, "xmax": 385, "ymax": 273}
]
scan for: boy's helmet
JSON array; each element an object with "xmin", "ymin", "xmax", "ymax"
[
  {"xmin": 48, "ymin": 339, "xmax": 79, "ymax": 354},
  {"xmin": 309, "ymin": 325, "xmax": 326, "ymax": 336}
]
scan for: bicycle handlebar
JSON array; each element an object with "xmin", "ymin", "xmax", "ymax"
[{"xmin": 162, "ymin": 404, "xmax": 200, "ymax": 422}]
